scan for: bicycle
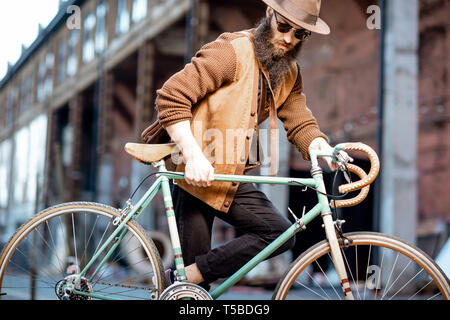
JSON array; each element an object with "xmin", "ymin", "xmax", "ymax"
[{"xmin": 0, "ymin": 141, "xmax": 449, "ymax": 300}]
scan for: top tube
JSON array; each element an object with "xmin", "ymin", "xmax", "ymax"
[{"xmin": 159, "ymin": 172, "xmax": 318, "ymax": 188}]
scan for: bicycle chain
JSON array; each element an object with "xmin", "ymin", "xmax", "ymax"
[{"xmin": 91, "ymin": 280, "xmax": 160, "ymax": 293}]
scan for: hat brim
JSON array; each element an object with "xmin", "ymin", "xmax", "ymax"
[{"xmin": 262, "ymin": 0, "xmax": 331, "ymax": 35}]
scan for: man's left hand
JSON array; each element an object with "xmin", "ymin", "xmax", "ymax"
[{"xmin": 308, "ymin": 137, "xmax": 353, "ymax": 171}]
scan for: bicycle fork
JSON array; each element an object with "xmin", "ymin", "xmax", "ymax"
[{"xmin": 312, "ymin": 165, "xmax": 354, "ymax": 300}]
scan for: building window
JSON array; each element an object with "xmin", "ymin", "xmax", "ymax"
[
  {"xmin": 13, "ymin": 126, "xmax": 29, "ymax": 207},
  {"xmin": 116, "ymin": 0, "xmax": 130, "ymax": 35},
  {"xmin": 12, "ymin": 115, "xmax": 48, "ymax": 222},
  {"xmin": 19, "ymin": 73, "xmax": 33, "ymax": 113},
  {"xmin": 36, "ymin": 52, "xmax": 54, "ymax": 102},
  {"xmin": 83, "ymin": 11, "xmax": 96, "ymax": 63},
  {"xmin": 151, "ymin": 0, "xmax": 167, "ymax": 19},
  {"xmin": 132, "ymin": 0, "xmax": 147, "ymax": 23},
  {"xmin": 44, "ymin": 52, "xmax": 54, "ymax": 97},
  {"xmin": 0, "ymin": 95, "xmax": 4, "ymax": 128},
  {"xmin": 36, "ymin": 57, "xmax": 46, "ymax": 102},
  {"xmin": 0, "ymin": 139, "xmax": 11, "ymax": 211},
  {"xmin": 95, "ymin": 1, "xmax": 107, "ymax": 54},
  {"xmin": 58, "ymin": 37, "xmax": 66, "ymax": 83},
  {"xmin": 5, "ymin": 87, "xmax": 17, "ymax": 129},
  {"xmin": 67, "ymin": 30, "xmax": 79, "ymax": 77}
]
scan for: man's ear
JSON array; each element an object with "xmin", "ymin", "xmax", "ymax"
[{"xmin": 266, "ymin": 6, "xmax": 272, "ymax": 17}]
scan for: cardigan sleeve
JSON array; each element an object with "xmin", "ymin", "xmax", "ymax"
[
  {"xmin": 277, "ymin": 66, "xmax": 329, "ymax": 161},
  {"xmin": 156, "ymin": 34, "xmax": 239, "ymax": 128}
]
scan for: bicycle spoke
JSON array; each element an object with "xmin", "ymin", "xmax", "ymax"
[
  {"xmin": 409, "ymin": 278, "xmax": 440, "ymax": 300},
  {"xmin": 71, "ymin": 213, "xmax": 79, "ymax": 273},
  {"xmin": 4, "ymin": 258, "xmax": 58, "ymax": 290},
  {"xmin": 373, "ymin": 247, "xmax": 385, "ymax": 299},
  {"xmin": 44, "ymin": 220, "xmax": 65, "ymax": 273},
  {"xmin": 106, "ymin": 233, "xmax": 137, "ymax": 268},
  {"xmin": 389, "ymin": 268, "xmax": 424, "ymax": 300},
  {"xmin": 363, "ymin": 244, "xmax": 372, "ymax": 299},
  {"xmin": 92, "ymin": 219, "xmax": 113, "ymax": 258},
  {"xmin": 80, "ymin": 215, "xmax": 100, "ymax": 266},
  {"xmin": 340, "ymin": 247, "xmax": 362, "ymax": 300},
  {"xmin": 27, "ymin": 226, "xmax": 63, "ymax": 276},
  {"xmin": 381, "ymin": 251, "xmax": 399, "ymax": 300},
  {"xmin": 305, "ymin": 268, "xmax": 334, "ymax": 300},
  {"xmin": 93, "ymin": 256, "xmax": 153, "ymax": 288},
  {"xmin": 323, "ymin": 253, "xmax": 342, "ymax": 299},
  {"xmin": 294, "ymin": 280, "xmax": 329, "ymax": 300},
  {"xmin": 386, "ymin": 259, "xmax": 412, "ymax": 300},
  {"xmin": 428, "ymin": 291, "xmax": 442, "ymax": 300},
  {"xmin": 16, "ymin": 229, "xmax": 62, "ymax": 277},
  {"xmin": 355, "ymin": 245, "xmax": 360, "ymax": 299}
]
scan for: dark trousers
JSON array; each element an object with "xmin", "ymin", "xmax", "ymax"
[{"xmin": 172, "ymin": 182, "xmax": 296, "ymax": 288}]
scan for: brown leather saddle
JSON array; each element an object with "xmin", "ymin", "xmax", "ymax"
[{"xmin": 124, "ymin": 143, "xmax": 177, "ymax": 164}]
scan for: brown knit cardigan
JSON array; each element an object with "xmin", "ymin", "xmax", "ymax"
[{"xmin": 152, "ymin": 29, "xmax": 328, "ymax": 213}]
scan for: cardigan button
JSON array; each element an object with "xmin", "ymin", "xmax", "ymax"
[
  {"xmin": 250, "ymin": 111, "xmax": 256, "ymax": 117},
  {"xmin": 232, "ymin": 182, "xmax": 238, "ymax": 187},
  {"xmin": 224, "ymin": 201, "xmax": 230, "ymax": 208}
]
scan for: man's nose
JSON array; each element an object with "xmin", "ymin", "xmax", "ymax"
[{"xmin": 283, "ymin": 31, "xmax": 294, "ymax": 44}]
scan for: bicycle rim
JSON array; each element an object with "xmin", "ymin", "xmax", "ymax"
[
  {"xmin": 0, "ymin": 202, "xmax": 165, "ymax": 300},
  {"xmin": 273, "ymin": 232, "xmax": 450, "ymax": 300}
]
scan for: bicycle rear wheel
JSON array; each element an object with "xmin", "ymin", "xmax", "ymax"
[
  {"xmin": 273, "ymin": 232, "xmax": 450, "ymax": 300},
  {"xmin": 0, "ymin": 202, "xmax": 165, "ymax": 300}
]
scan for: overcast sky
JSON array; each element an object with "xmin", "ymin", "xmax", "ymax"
[{"xmin": 0, "ymin": 0, "xmax": 60, "ymax": 80}]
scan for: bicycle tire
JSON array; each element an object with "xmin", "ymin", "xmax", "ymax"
[
  {"xmin": 0, "ymin": 202, "xmax": 166, "ymax": 300},
  {"xmin": 273, "ymin": 232, "xmax": 450, "ymax": 300}
]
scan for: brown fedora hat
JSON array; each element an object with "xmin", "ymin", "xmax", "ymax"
[{"xmin": 261, "ymin": 0, "xmax": 330, "ymax": 34}]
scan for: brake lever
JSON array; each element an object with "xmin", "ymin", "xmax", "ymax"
[
  {"xmin": 334, "ymin": 151, "xmax": 354, "ymax": 183},
  {"xmin": 342, "ymin": 168, "xmax": 352, "ymax": 183}
]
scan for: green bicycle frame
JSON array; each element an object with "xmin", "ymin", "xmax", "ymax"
[
  {"xmin": 70, "ymin": 142, "xmax": 354, "ymax": 300},
  {"xmin": 72, "ymin": 162, "xmax": 335, "ymax": 300}
]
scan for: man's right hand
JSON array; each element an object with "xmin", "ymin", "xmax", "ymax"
[
  {"xmin": 184, "ymin": 152, "xmax": 215, "ymax": 187},
  {"xmin": 165, "ymin": 120, "xmax": 214, "ymax": 187}
]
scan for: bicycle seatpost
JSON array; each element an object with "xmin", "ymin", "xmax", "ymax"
[{"xmin": 151, "ymin": 160, "xmax": 167, "ymax": 169}]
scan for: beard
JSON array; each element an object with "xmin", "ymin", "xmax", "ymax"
[{"xmin": 253, "ymin": 15, "xmax": 303, "ymax": 90}]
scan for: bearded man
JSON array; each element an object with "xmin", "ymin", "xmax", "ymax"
[{"xmin": 144, "ymin": 0, "xmax": 341, "ymax": 290}]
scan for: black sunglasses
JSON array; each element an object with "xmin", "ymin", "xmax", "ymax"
[{"xmin": 273, "ymin": 11, "xmax": 311, "ymax": 41}]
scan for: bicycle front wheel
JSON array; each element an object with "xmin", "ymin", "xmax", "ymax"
[
  {"xmin": 0, "ymin": 202, "xmax": 165, "ymax": 300},
  {"xmin": 273, "ymin": 232, "xmax": 450, "ymax": 300}
]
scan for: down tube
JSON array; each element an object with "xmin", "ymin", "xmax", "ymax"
[{"xmin": 210, "ymin": 203, "xmax": 323, "ymax": 299}]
